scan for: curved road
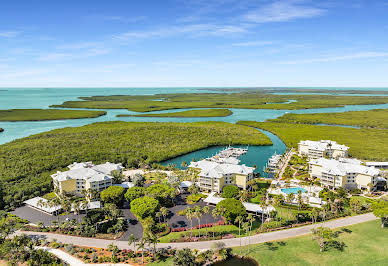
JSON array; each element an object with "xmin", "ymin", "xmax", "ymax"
[{"xmin": 19, "ymin": 213, "xmax": 377, "ymax": 250}]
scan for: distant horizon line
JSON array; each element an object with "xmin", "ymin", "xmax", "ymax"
[{"xmin": 1, "ymin": 86, "xmax": 388, "ymax": 89}]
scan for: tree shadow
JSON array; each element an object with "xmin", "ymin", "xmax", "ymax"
[
  {"xmin": 264, "ymin": 242, "xmax": 278, "ymax": 251},
  {"xmin": 325, "ymin": 240, "xmax": 347, "ymax": 252}
]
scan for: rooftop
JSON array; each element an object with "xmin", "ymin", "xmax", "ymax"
[
  {"xmin": 310, "ymin": 158, "xmax": 380, "ymax": 177},
  {"xmin": 299, "ymin": 140, "xmax": 349, "ymax": 152},
  {"xmin": 189, "ymin": 160, "xmax": 254, "ymax": 179},
  {"xmin": 51, "ymin": 162, "xmax": 123, "ymax": 182}
]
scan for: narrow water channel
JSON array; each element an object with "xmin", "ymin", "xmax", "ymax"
[{"xmin": 161, "ymin": 128, "xmax": 286, "ymax": 177}]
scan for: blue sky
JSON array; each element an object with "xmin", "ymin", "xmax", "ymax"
[{"xmin": 1, "ymin": 0, "xmax": 388, "ymax": 87}]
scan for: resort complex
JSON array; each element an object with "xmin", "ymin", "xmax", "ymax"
[
  {"xmin": 298, "ymin": 140, "xmax": 349, "ymax": 159},
  {"xmin": 51, "ymin": 161, "xmax": 124, "ymax": 195}
]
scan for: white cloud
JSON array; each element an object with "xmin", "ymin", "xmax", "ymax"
[
  {"xmin": 232, "ymin": 40, "xmax": 273, "ymax": 47},
  {"xmin": 0, "ymin": 31, "xmax": 21, "ymax": 38},
  {"xmin": 279, "ymin": 52, "xmax": 388, "ymax": 64},
  {"xmin": 113, "ymin": 23, "xmax": 248, "ymax": 40},
  {"xmin": 244, "ymin": 0, "xmax": 325, "ymax": 23}
]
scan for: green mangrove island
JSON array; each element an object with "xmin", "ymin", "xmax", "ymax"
[
  {"xmin": 117, "ymin": 108, "xmax": 233, "ymax": 118},
  {"xmin": 0, "ymin": 121, "xmax": 271, "ymax": 210},
  {"xmin": 268, "ymin": 108, "xmax": 388, "ymax": 129},
  {"xmin": 0, "ymin": 109, "xmax": 107, "ymax": 121},
  {"xmin": 237, "ymin": 121, "xmax": 388, "ymax": 162},
  {"xmin": 50, "ymin": 92, "xmax": 388, "ymax": 112}
]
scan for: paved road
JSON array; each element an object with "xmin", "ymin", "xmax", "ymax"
[{"xmin": 19, "ymin": 213, "xmax": 377, "ymax": 250}]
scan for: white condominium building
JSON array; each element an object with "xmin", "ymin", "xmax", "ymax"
[
  {"xmin": 298, "ymin": 140, "xmax": 349, "ymax": 159},
  {"xmin": 51, "ymin": 162, "xmax": 124, "ymax": 195},
  {"xmin": 189, "ymin": 160, "xmax": 255, "ymax": 193},
  {"xmin": 309, "ymin": 158, "xmax": 380, "ymax": 190}
]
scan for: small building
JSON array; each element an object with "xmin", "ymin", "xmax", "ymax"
[
  {"xmin": 52, "ymin": 162, "xmax": 124, "ymax": 195},
  {"xmin": 298, "ymin": 140, "xmax": 349, "ymax": 159},
  {"xmin": 179, "ymin": 181, "xmax": 193, "ymax": 193},
  {"xmin": 189, "ymin": 160, "xmax": 255, "ymax": 193},
  {"xmin": 203, "ymin": 193, "xmax": 275, "ymax": 214},
  {"xmin": 113, "ymin": 182, "xmax": 135, "ymax": 189},
  {"xmin": 24, "ymin": 197, "xmax": 62, "ymax": 215}
]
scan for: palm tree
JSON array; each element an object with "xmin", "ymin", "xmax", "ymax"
[
  {"xmin": 286, "ymin": 193, "xmax": 295, "ymax": 222},
  {"xmin": 137, "ymin": 238, "xmax": 146, "ymax": 264},
  {"xmin": 128, "ymin": 234, "xmax": 137, "ymax": 250},
  {"xmin": 160, "ymin": 207, "xmax": 168, "ymax": 223},
  {"xmin": 238, "ymin": 190, "xmax": 249, "ymax": 203},
  {"xmin": 73, "ymin": 201, "xmax": 81, "ymax": 223},
  {"xmin": 297, "ymin": 190, "xmax": 303, "ymax": 223},
  {"xmin": 193, "ymin": 206, "xmax": 202, "ymax": 238},
  {"xmin": 235, "ymin": 215, "xmax": 244, "ymax": 255},
  {"xmin": 242, "ymin": 222, "xmax": 250, "ymax": 254},
  {"xmin": 202, "ymin": 205, "xmax": 210, "ymax": 237},
  {"xmin": 185, "ymin": 207, "xmax": 194, "ymax": 239},
  {"xmin": 320, "ymin": 208, "xmax": 327, "ymax": 226},
  {"xmin": 147, "ymin": 231, "xmax": 159, "ymax": 260},
  {"xmin": 211, "ymin": 208, "xmax": 219, "ymax": 239},
  {"xmin": 156, "ymin": 212, "xmax": 162, "ymax": 224},
  {"xmin": 247, "ymin": 213, "xmax": 255, "ymax": 249},
  {"xmin": 259, "ymin": 200, "xmax": 267, "ymax": 231}
]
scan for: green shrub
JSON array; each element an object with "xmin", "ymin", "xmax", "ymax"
[
  {"xmin": 130, "ymin": 196, "xmax": 159, "ymax": 219},
  {"xmin": 216, "ymin": 198, "xmax": 247, "ymax": 223},
  {"xmin": 222, "ymin": 185, "xmax": 240, "ymax": 199}
]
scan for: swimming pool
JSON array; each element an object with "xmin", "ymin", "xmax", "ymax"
[{"xmin": 281, "ymin": 187, "xmax": 308, "ymax": 194}]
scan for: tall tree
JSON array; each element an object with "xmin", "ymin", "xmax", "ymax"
[{"xmin": 235, "ymin": 215, "xmax": 244, "ymax": 255}]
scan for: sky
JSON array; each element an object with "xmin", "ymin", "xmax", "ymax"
[{"xmin": 1, "ymin": 0, "xmax": 388, "ymax": 87}]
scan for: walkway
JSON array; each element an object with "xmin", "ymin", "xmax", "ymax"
[
  {"xmin": 37, "ymin": 247, "xmax": 130, "ymax": 266},
  {"xmin": 278, "ymin": 150, "xmax": 294, "ymax": 179},
  {"xmin": 19, "ymin": 213, "xmax": 377, "ymax": 250}
]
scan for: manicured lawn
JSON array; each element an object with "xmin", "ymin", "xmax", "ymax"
[
  {"xmin": 0, "ymin": 109, "xmax": 106, "ymax": 121},
  {"xmin": 117, "ymin": 109, "xmax": 233, "ymax": 117},
  {"xmin": 236, "ymin": 220, "xmax": 388, "ymax": 266},
  {"xmin": 159, "ymin": 221, "xmax": 262, "ymax": 243},
  {"xmin": 237, "ymin": 121, "xmax": 388, "ymax": 161},
  {"xmin": 152, "ymin": 220, "xmax": 388, "ymax": 266},
  {"xmin": 158, "ymin": 225, "xmax": 239, "ymax": 243}
]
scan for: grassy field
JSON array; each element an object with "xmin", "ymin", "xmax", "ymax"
[
  {"xmin": 0, "ymin": 121, "xmax": 271, "ymax": 210},
  {"xmin": 268, "ymin": 109, "xmax": 388, "ymax": 129},
  {"xmin": 0, "ymin": 109, "xmax": 106, "ymax": 121},
  {"xmin": 117, "ymin": 109, "xmax": 233, "ymax": 118},
  {"xmin": 50, "ymin": 93, "xmax": 388, "ymax": 112},
  {"xmin": 237, "ymin": 121, "xmax": 388, "ymax": 161},
  {"xmin": 159, "ymin": 221, "xmax": 262, "ymax": 243},
  {"xmin": 236, "ymin": 220, "xmax": 387, "ymax": 266},
  {"xmin": 151, "ymin": 220, "xmax": 388, "ymax": 266}
]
